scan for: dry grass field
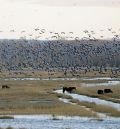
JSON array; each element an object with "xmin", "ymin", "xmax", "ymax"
[
  {"xmin": 0, "ymin": 71, "xmax": 120, "ymax": 117},
  {"xmin": 0, "ymin": 79, "xmax": 97, "ymax": 117},
  {"xmin": 0, "ymin": 69, "xmax": 117, "ymax": 78}
]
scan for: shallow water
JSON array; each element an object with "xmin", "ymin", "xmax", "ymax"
[
  {"xmin": 59, "ymin": 98, "xmax": 76, "ymax": 105},
  {"xmin": 29, "ymin": 99, "xmax": 57, "ymax": 105},
  {"xmin": 1, "ymin": 77, "xmax": 118, "ymax": 81},
  {"xmin": 56, "ymin": 90, "xmax": 120, "ymax": 111},
  {"xmin": 0, "ymin": 115, "xmax": 120, "ymax": 129},
  {"xmin": 2, "ymin": 77, "xmax": 79, "ymax": 81},
  {"xmin": 82, "ymin": 77, "xmax": 114, "ymax": 80},
  {"xmin": 81, "ymin": 80, "xmax": 120, "ymax": 87}
]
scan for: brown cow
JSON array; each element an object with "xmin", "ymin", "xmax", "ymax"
[
  {"xmin": 97, "ymin": 90, "xmax": 104, "ymax": 94},
  {"xmin": 2, "ymin": 85, "xmax": 10, "ymax": 89},
  {"xmin": 104, "ymin": 89, "xmax": 113, "ymax": 93},
  {"xmin": 63, "ymin": 87, "xmax": 76, "ymax": 93}
]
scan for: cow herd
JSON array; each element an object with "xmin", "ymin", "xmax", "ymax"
[
  {"xmin": 97, "ymin": 89, "xmax": 113, "ymax": 94},
  {"xmin": 1, "ymin": 84, "xmax": 113, "ymax": 96},
  {"xmin": 1, "ymin": 39, "xmax": 120, "ymax": 72},
  {"xmin": 62, "ymin": 87, "xmax": 113, "ymax": 95}
]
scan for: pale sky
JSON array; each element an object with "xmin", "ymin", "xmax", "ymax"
[{"xmin": 0, "ymin": 0, "xmax": 120, "ymax": 39}]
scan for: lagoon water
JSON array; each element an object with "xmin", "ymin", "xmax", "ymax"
[
  {"xmin": 0, "ymin": 77, "xmax": 115, "ymax": 80},
  {"xmin": 0, "ymin": 115, "xmax": 120, "ymax": 129},
  {"xmin": 81, "ymin": 80, "xmax": 120, "ymax": 87}
]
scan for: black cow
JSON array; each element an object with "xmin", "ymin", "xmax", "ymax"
[
  {"xmin": 63, "ymin": 87, "xmax": 76, "ymax": 93},
  {"xmin": 97, "ymin": 90, "xmax": 103, "ymax": 94},
  {"xmin": 2, "ymin": 85, "xmax": 10, "ymax": 89},
  {"xmin": 104, "ymin": 89, "xmax": 113, "ymax": 93}
]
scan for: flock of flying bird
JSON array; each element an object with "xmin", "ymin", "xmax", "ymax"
[
  {"xmin": 0, "ymin": 35, "xmax": 120, "ymax": 72},
  {"xmin": 0, "ymin": 27, "xmax": 120, "ymax": 40}
]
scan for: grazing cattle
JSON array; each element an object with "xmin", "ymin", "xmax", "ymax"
[
  {"xmin": 97, "ymin": 90, "xmax": 103, "ymax": 94},
  {"xmin": 63, "ymin": 87, "xmax": 76, "ymax": 93},
  {"xmin": 2, "ymin": 85, "xmax": 10, "ymax": 89},
  {"xmin": 104, "ymin": 89, "xmax": 113, "ymax": 93}
]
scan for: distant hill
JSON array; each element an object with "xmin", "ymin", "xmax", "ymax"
[{"xmin": 0, "ymin": 39, "xmax": 120, "ymax": 71}]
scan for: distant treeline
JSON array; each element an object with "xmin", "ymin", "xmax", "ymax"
[{"xmin": 0, "ymin": 39, "xmax": 120, "ymax": 71}]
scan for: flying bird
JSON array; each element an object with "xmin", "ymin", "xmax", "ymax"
[
  {"xmin": 61, "ymin": 32, "xmax": 65, "ymax": 34},
  {"xmin": 108, "ymin": 28, "xmax": 112, "ymax": 31},
  {"xmin": 34, "ymin": 27, "xmax": 39, "ymax": 31},
  {"xmin": 112, "ymin": 31, "xmax": 116, "ymax": 34},
  {"xmin": 51, "ymin": 36, "xmax": 58, "ymax": 39},
  {"xmin": 41, "ymin": 29, "xmax": 46, "ymax": 33},
  {"xmin": 83, "ymin": 30, "xmax": 88, "ymax": 33},
  {"xmin": 75, "ymin": 37, "xmax": 79, "ymax": 40},
  {"xmin": 29, "ymin": 34, "xmax": 33, "ymax": 36},
  {"xmin": 100, "ymin": 36, "xmax": 104, "ymax": 38},
  {"xmin": 69, "ymin": 32, "xmax": 73, "ymax": 34},
  {"xmin": 10, "ymin": 29, "xmax": 15, "ymax": 32},
  {"xmin": 21, "ymin": 30, "xmax": 26, "ymax": 33}
]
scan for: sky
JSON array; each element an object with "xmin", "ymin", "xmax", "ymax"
[{"xmin": 0, "ymin": 0, "xmax": 120, "ymax": 39}]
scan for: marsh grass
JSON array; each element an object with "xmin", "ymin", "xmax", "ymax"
[
  {"xmin": 89, "ymin": 118, "xmax": 104, "ymax": 121},
  {"xmin": 6, "ymin": 127, "xmax": 14, "ymax": 129},
  {"xmin": 52, "ymin": 114, "xmax": 61, "ymax": 120},
  {"xmin": 56, "ymin": 93, "xmax": 73, "ymax": 100},
  {"xmin": 0, "ymin": 127, "xmax": 26, "ymax": 129},
  {"xmin": 0, "ymin": 127, "xmax": 14, "ymax": 129},
  {"xmin": 71, "ymin": 99, "xmax": 120, "ymax": 117},
  {"xmin": 0, "ymin": 116, "xmax": 14, "ymax": 119},
  {"xmin": 0, "ymin": 74, "xmax": 119, "ymax": 117},
  {"xmin": 0, "ymin": 70, "xmax": 118, "ymax": 78},
  {"xmin": 67, "ymin": 95, "xmax": 120, "ymax": 117},
  {"xmin": 0, "ymin": 79, "xmax": 97, "ymax": 116}
]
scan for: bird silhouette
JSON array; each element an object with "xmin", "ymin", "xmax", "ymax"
[
  {"xmin": 34, "ymin": 27, "xmax": 39, "ymax": 31},
  {"xmin": 21, "ymin": 30, "xmax": 26, "ymax": 33},
  {"xmin": 83, "ymin": 30, "xmax": 88, "ymax": 33},
  {"xmin": 69, "ymin": 32, "xmax": 73, "ymax": 34},
  {"xmin": 108, "ymin": 28, "xmax": 112, "ymax": 31},
  {"xmin": 10, "ymin": 29, "xmax": 15, "ymax": 32},
  {"xmin": 61, "ymin": 32, "xmax": 65, "ymax": 34},
  {"xmin": 41, "ymin": 29, "xmax": 46, "ymax": 33}
]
